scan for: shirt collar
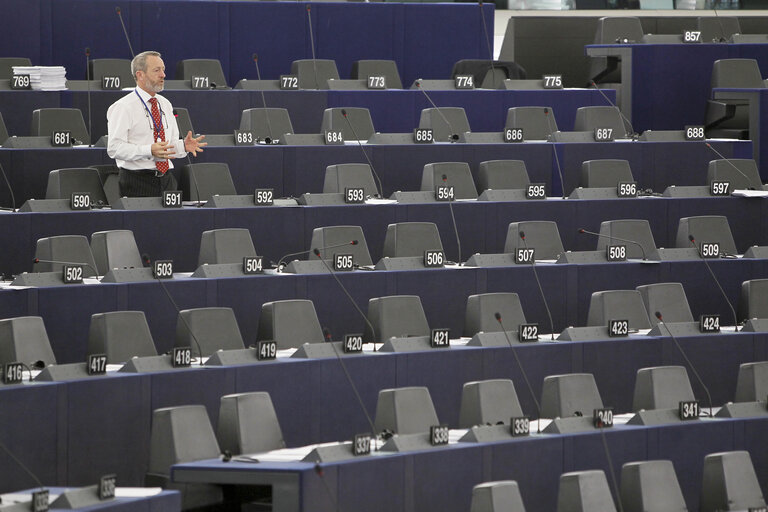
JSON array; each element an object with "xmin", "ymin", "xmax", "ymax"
[{"xmin": 135, "ymin": 86, "xmax": 155, "ymax": 103}]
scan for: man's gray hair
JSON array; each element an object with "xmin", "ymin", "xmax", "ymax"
[{"xmin": 131, "ymin": 51, "xmax": 162, "ymax": 80}]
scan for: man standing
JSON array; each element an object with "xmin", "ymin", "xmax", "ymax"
[{"xmin": 107, "ymin": 51, "xmax": 206, "ymax": 197}]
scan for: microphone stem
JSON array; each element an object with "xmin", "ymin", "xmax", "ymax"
[
  {"xmin": 416, "ymin": 82, "xmax": 459, "ymax": 142},
  {"xmin": 497, "ymin": 315, "xmax": 542, "ymax": 433},
  {"xmin": 689, "ymin": 240, "xmax": 739, "ymax": 331},
  {"xmin": 520, "ymin": 237, "xmax": 555, "ymax": 340},
  {"xmin": 253, "ymin": 57, "xmax": 275, "ymax": 143},
  {"xmin": 341, "ymin": 114, "xmax": 384, "ymax": 197}
]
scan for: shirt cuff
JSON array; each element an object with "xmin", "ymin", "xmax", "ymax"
[{"xmin": 139, "ymin": 144, "xmax": 153, "ymax": 159}]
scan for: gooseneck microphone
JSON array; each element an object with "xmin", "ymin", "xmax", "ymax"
[
  {"xmin": 705, "ymin": 143, "xmax": 755, "ymax": 190},
  {"xmin": 305, "ymin": 5, "xmax": 320, "ymax": 90},
  {"xmin": 85, "ymin": 47, "xmax": 93, "ymax": 148},
  {"xmin": 519, "ymin": 231, "xmax": 555, "ymax": 340},
  {"xmin": 687, "ymin": 235, "xmax": 739, "ymax": 331},
  {"xmin": 141, "ymin": 254, "xmax": 205, "ymax": 364},
  {"xmin": 712, "ymin": 9, "xmax": 728, "ymax": 43},
  {"xmin": 442, "ymin": 174, "xmax": 462, "ymax": 264},
  {"xmin": 590, "ymin": 80, "xmax": 637, "ymax": 140},
  {"xmin": 312, "ymin": 247, "xmax": 379, "ymax": 446},
  {"xmin": 340, "ymin": 109, "xmax": 384, "ymax": 198},
  {"xmin": 495, "ymin": 312, "xmax": 542, "ymax": 433},
  {"xmin": 477, "ymin": 1, "xmax": 496, "ymax": 86},
  {"xmin": 544, "ymin": 108, "xmax": 566, "ymax": 199},
  {"xmin": 655, "ymin": 312, "xmax": 714, "ymax": 417},
  {"xmin": 33, "ymin": 258, "xmax": 99, "ymax": 277},
  {"xmin": 115, "ymin": 7, "xmax": 135, "ymax": 58},
  {"xmin": 252, "ymin": 53, "xmax": 275, "ymax": 144},
  {"xmin": 0, "ymin": 162, "xmax": 17, "ymax": 211},
  {"xmin": 577, "ymin": 228, "xmax": 648, "ymax": 261},
  {"xmin": 276, "ymin": 240, "xmax": 358, "ymax": 272},
  {"xmin": 0, "ymin": 439, "xmax": 47, "ymax": 503},
  {"xmin": 414, "ymin": 81, "xmax": 459, "ymax": 142}
]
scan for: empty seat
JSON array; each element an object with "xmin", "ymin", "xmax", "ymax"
[
  {"xmin": 175, "ymin": 307, "xmax": 245, "ymax": 357},
  {"xmin": 197, "ymin": 228, "xmax": 257, "ymax": 266},
  {"xmin": 257, "ymin": 299, "xmax": 324, "ymax": 349},
  {"xmin": 587, "ymin": 290, "xmax": 651, "ymax": 330},
  {"xmin": 636, "ymin": 283, "xmax": 694, "ymax": 325},
  {"xmin": 45, "ymin": 168, "xmax": 108, "ymax": 205},
  {"xmin": 350, "ymin": 59, "xmax": 403, "ymax": 89},
  {"xmin": 581, "ymin": 159, "xmax": 634, "ymax": 188},
  {"xmin": 373, "ymin": 386, "xmax": 439, "ymax": 435},
  {"xmin": 620, "ymin": 460, "xmax": 686, "ymax": 512},
  {"xmin": 31, "ymin": 108, "xmax": 90, "ymax": 145},
  {"xmin": 308, "ymin": 225, "xmax": 373, "ymax": 266},
  {"xmin": 471, "ymin": 481, "xmax": 527, "ymax": 512},
  {"xmin": 90, "ymin": 230, "xmax": 144, "ymax": 274},
  {"xmin": 290, "ymin": 59, "xmax": 340, "ymax": 90},
  {"xmin": 381, "ymin": 222, "xmax": 444, "ymax": 258},
  {"xmin": 323, "ymin": 163, "xmax": 380, "ymax": 198},
  {"xmin": 707, "ymin": 158, "xmax": 763, "ymax": 190},
  {"xmin": 418, "ymin": 107, "xmax": 471, "ymax": 142},
  {"xmin": 464, "ymin": 293, "xmax": 527, "ymax": 336},
  {"xmin": 420, "ymin": 162, "xmax": 478, "ymax": 199},
  {"xmin": 0, "ymin": 112, "xmax": 9, "ymax": 145},
  {"xmin": 175, "ymin": 59, "xmax": 227, "ymax": 87},
  {"xmin": 0, "ymin": 316, "xmax": 57, "ymax": 367},
  {"xmin": 0, "ymin": 57, "xmax": 32, "ymax": 79},
  {"xmin": 239, "ymin": 108, "xmax": 294, "ymax": 142},
  {"xmin": 632, "ymin": 366, "xmax": 695, "ymax": 411},
  {"xmin": 147, "ymin": 405, "xmax": 223, "ymax": 509},
  {"xmin": 675, "ymin": 215, "xmax": 737, "ymax": 255},
  {"xmin": 557, "ymin": 470, "xmax": 617, "ymax": 512},
  {"xmin": 217, "ymin": 392, "xmax": 284, "ymax": 455},
  {"xmin": 172, "ymin": 107, "xmax": 194, "ymax": 137},
  {"xmin": 34, "ymin": 235, "xmax": 98, "ymax": 277},
  {"xmin": 320, "ymin": 107, "xmax": 375, "ymax": 141},
  {"xmin": 504, "ymin": 107, "xmax": 558, "ymax": 141},
  {"xmin": 740, "ymin": 279, "xmax": 768, "ymax": 321},
  {"xmin": 477, "ymin": 160, "xmax": 530, "ymax": 191},
  {"xmin": 697, "ymin": 16, "xmax": 741, "ymax": 42},
  {"xmin": 88, "ymin": 58, "xmax": 133, "ymax": 87},
  {"xmin": 734, "ymin": 361, "xmax": 768, "ymax": 402},
  {"xmin": 87, "ymin": 311, "xmax": 157, "ymax": 363},
  {"xmin": 452, "ymin": 59, "xmax": 527, "ymax": 89},
  {"xmin": 540, "ymin": 373, "xmax": 603, "ymax": 419},
  {"xmin": 701, "ymin": 451, "xmax": 766, "ymax": 512},
  {"xmin": 365, "ymin": 295, "xmax": 430, "ymax": 343},
  {"xmin": 705, "ymin": 59, "xmax": 764, "ymax": 138},
  {"xmin": 573, "ymin": 107, "xmax": 629, "ymax": 139},
  {"xmin": 504, "ymin": 221, "xmax": 564, "ymax": 260},
  {"xmin": 590, "ymin": 16, "xmax": 643, "ymax": 84},
  {"xmin": 179, "ymin": 162, "xmax": 237, "ymax": 202},
  {"xmin": 459, "ymin": 379, "xmax": 524, "ymax": 428},
  {"xmin": 596, "ymin": 219, "xmax": 657, "ymax": 260}
]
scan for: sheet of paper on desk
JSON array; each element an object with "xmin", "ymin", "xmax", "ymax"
[{"xmin": 115, "ymin": 487, "xmax": 163, "ymax": 498}]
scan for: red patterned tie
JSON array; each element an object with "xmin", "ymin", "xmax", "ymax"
[{"xmin": 149, "ymin": 97, "xmax": 169, "ymax": 175}]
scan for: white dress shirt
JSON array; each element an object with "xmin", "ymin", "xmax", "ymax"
[{"xmin": 106, "ymin": 87, "xmax": 186, "ymax": 170}]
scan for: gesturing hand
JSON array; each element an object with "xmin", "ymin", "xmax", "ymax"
[{"xmin": 184, "ymin": 131, "xmax": 207, "ymax": 156}]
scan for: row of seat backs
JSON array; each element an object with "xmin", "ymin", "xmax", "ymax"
[
  {"xmin": 471, "ymin": 451, "xmax": 765, "ymax": 512},
  {"xmin": 594, "ymin": 16, "xmax": 756, "ymax": 46}
]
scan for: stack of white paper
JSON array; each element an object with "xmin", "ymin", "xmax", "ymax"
[{"xmin": 12, "ymin": 66, "xmax": 67, "ymax": 91}]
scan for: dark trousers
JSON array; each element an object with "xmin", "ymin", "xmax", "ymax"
[{"xmin": 119, "ymin": 168, "xmax": 178, "ymax": 197}]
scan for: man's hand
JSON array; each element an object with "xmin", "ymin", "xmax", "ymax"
[
  {"xmin": 151, "ymin": 141, "xmax": 176, "ymax": 159},
  {"xmin": 184, "ymin": 131, "xmax": 207, "ymax": 156}
]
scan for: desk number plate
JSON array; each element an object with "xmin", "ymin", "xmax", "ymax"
[
  {"xmin": 11, "ymin": 74, "xmax": 31, "ymax": 90},
  {"xmin": 63, "ymin": 264, "xmax": 84, "ymax": 284},
  {"xmin": 99, "ymin": 474, "xmax": 117, "ymax": 500},
  {"xmin": 617, "ymin": 182, "xmax": 637, "ymax": 198},
  {"xmin": 430, "ymin": 328, "xmax": 450, "ymax": 348},
  {"xmin": 414, "ymin": 128, "xmax": 433, "ymax": 143},
  {"xmin": 525, "ymin": 183, "xmax": 546, "ymax": 199},
  {"xmin": 101, "ymin": 76, "xmax": 121, "ymax": 90},
  {"xmin": 52, "ymin": 130, "xmax": 72, "ymax": 147},
  {"xmin": 324, "ymin": 130, "xmax": 343, "ymax": 145},
  {"xmin": 243, "ymin": 256, "xmax": 264, "ymax": 274},
  {"xmin": 504, "ymin": 127, "xmax": 524, "ymax": 143},
  {"xmin": 87, "ymin": 354, "xmax": 107, "ymax": 375},
  {"xmin": 518, "ymin": 323, "xmax": 538, "ymax": 343},
  {"xmin": 679, "ymin": 400, "xmax": 700, "ymax": 420},
  {"xmin": 70, "ymin": 192, "xmax": 91, "ymax": 210},
  {"xmin": 32, "ymin": 490, "xmax": 49, "ymax": 512},
  {"xmin": 594, "ymin": 127, "xmax": 614, "ymax": 142},
  {"xmin": 542, "ymin": 74, "xmax": 563, "ymax": 89},
  {"xmin": 609, "ymin": 319, "xmax": 629, "ymax": 337},
  {"xmin": 254, "ymin": 188, "xmax": 274, "ymax": 206},
  {"xmin": 683, "ymin": 30, "xmax": 702, "ymax": 43},
  {"xmin": 153, "ymin": 260, "xmax": 173, "ymax": 279},
  {"xmin": 511, "ymin": 416, "xmax": 530, "ymax": 436},
  {"xmin": 367, "ymin": 76, "xmax": 386, "ymax": 89},
  {"xmin": 606, "ymin": 244, "xmax": 627, "ymax": 262},
  {"xmin": 593, "ymin": 408, "xmax": 614, "ymax": 428},
  {"xmin": 344, "ymin": 187, "xmax": 365, "ymax": 204},
  {"xmin": 424, "ymin": 250, "xmax": 444, "ymax": 268},
  {"xmin": 172, "ymin": 347, "xmax": 192, "ymax": 367},
  {"xmin": 334, "ymin": 254, "xmax": 354, "ymax": 272},
  {"xmin": 191, "ymin": 75, "xmax": 211, "ymax": 89},
  {"xmin": 710, "ymin": 181, "xmax": 730, "ymax": 196},
  {"xmin": 436, "ymin": 185, "xmax": 455, "ymax": 202},
  {"xmin": 700, "ymin": 242, "xmax": 720, "ymax": 258},
  {"xmin": 515, "ymin": 248, "xmax": 535, "ymax": 264},
  {"xmin": 344, "ymin": 334, "xmax": 363, "ymax": 353},
  {"xmin": 280, "ymin": 75, "xmax": 299, "ymax": 90},
  {"xmin": 430, "ymin": 424, "xmax": 449, "ymax": 445},
  {"xmin": 256, "ymin": 341, "xmax": 277, "ymax": 361},
  {"xmin": 234, "ymin": 130, "xmax": 255, "ymax": 146},
  {"xmin": 454, "ymin": 75, "xmax": 474, "ymax": 89},
  {"xmin": 353, "ymin": 433, "xmax": 372, "ymax": 455},
  {"xmin": 3, "ymin": 362, "xmax": 23, "ymax": 384},
  {"xmin": 685, "ymin": 125, "xmax": 705, "ymax": 141},
  {"xmin": 162, "ymin": 190, "xmax": 182, "ymax": 208},
  {"xmin": 700, "ymin": 314, "xmax": 720, "ymax": 333}
]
